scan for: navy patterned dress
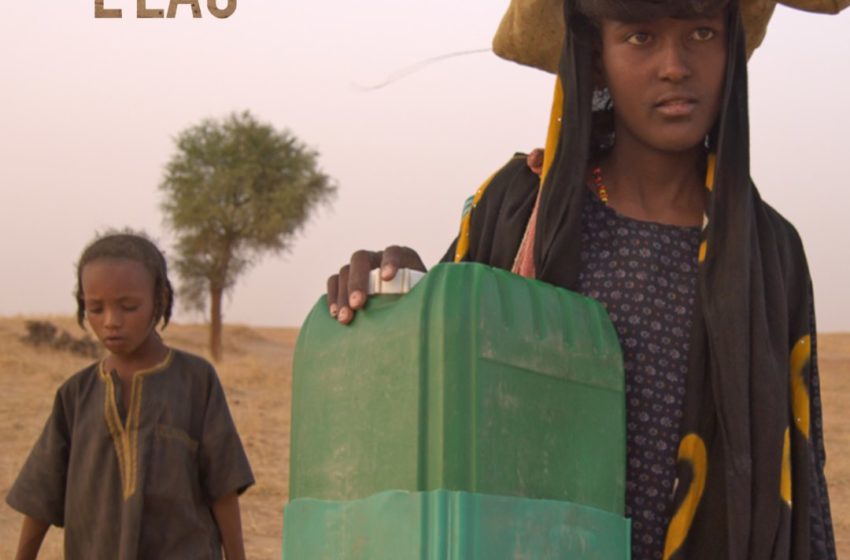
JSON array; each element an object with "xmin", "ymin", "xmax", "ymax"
[{"xmin": 576, "ymin": 191, "xmax": 701, "ymax": 560}]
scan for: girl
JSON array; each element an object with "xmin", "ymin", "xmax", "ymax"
[
  {"xmin": 7, "ymin": 232, "xmax": 254, "ymax": 560},
  {"xmin": 326, "ymin": 0, "xmax": 843, "ymax": 558}
]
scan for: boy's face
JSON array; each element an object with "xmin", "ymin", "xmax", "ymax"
[
  {"xmin": 599, "ymin": 14, "xmax": 727, "ymax": 154},
  {"xmin": 81, "ymin": 258, "xmax": 158, "ymax": 359}
]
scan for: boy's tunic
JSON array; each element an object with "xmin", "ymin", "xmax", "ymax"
[{"xmin": 6, "ymin": 349, "xmax": 254, "ymax": 560}]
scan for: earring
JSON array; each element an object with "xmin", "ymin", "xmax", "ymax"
[{"xmin": 592, "ymin": 87, "xmax": 613, "ymax": 112}]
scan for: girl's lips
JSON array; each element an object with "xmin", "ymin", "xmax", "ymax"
[{"xmin": 655, "ymin": 97, "xmax": 697, "ymax": 117}]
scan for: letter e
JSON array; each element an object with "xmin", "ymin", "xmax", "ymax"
[{"xmin": 95, "ymin": 0, "xmax": 122, "ymax": 18}]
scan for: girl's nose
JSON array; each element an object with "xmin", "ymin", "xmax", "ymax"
[{"xmin": 658, "ymin": 42, "xmax": 691, "ymax": 82}]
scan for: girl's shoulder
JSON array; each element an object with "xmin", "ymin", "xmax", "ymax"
[
  {"xmin": 756, "ymin": 196, "xmax": 807, "ymax": 259},
  {"xmin": 476, "ymin": 153, "xmax": 540, "ymax": 206}
]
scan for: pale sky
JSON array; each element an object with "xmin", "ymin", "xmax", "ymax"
[{"xmin": 1, "ymin": 2, "xmax": 848, "ymax": 331}]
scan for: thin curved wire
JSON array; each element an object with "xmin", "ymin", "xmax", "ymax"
[{"xmin": 350, "ymin": 48, "xmax": 490, "ymax": 91}]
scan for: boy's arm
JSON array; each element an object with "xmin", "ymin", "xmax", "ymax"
[
  {"xmin": 14, "ymin": 515, "xmax": 49, "ymax": 560},
  {"xmin": 212, "ymin": 491, "xmax": 246, "ymax": 560}
]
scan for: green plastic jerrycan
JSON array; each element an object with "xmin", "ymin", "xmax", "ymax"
[{"xmin": 290, "ymin": 262, "xmax": 625, "ymax": 514}]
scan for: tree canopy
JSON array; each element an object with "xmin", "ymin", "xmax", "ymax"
[{"xmin": 160, "ymin": 111, "xmax": 336, "ymax": 360}]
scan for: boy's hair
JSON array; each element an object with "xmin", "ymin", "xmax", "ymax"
[{"xmin": 75, "ymin": 231, "xmax": 175, "ymax": 330}]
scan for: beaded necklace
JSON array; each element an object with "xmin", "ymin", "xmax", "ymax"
[{"xmin": 591, "ymin": 166, "xmax": 609, "ymax": 205}]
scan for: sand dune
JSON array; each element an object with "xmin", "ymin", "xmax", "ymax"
[{"xmin": 1, "ymin": 316, "xmax": 847, "ymax": 559}]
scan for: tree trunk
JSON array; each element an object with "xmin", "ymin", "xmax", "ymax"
[{"xmin": 210, "ymin": 284, "xmax": 224, "ymax": 362}]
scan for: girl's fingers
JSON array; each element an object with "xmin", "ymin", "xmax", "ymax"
[
  {"xmin": 336, "ymin": 265, "xmax": 353, "ymax": 324},
  {"xmin": 327, "ymin": 246, "xmax": 426, "ymax": 325},
  {"xmin": 380, "ymin": 246, "xmax": 426, "ymax": 280},
  {"xmin": 326, "ymin": 274, "xmax": 340, "ymax": 317},
  {"xmin": 348, "ymin": 250, "xmax": 382, "ymax": 309}
]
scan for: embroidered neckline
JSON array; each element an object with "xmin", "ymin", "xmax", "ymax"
[{"xmin": 98, "ymin": 350, "xmax": 173, "ymax": 499}]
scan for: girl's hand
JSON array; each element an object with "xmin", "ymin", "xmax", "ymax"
[
  {"xmin": 326, "ymin": 246, "xmax": 427, "ymax": 325},
  {"xmin": 527, "ymin": 148, "xmax": 545, "ymax": 176}
]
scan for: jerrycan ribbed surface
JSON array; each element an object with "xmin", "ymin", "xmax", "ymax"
[
  {"xmin": 283, "ymin": 489, "xmax": 631, "ymax": 560},
  {"xmin": 290, "ymin": 262, "xmax": 625, "ymax": 514}
]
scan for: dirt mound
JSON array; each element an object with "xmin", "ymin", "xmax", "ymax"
[{"xmin": 21, "ymin": 320, "xmax": 101, "ymax": 359}]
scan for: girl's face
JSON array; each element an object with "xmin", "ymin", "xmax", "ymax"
[
  {"xmin": 599, "ymin": 14, "xmax": 727, "ymax": 154},
  {"xmin": 81, "ymin": 258, "xmax": 158, "ymax": 359}
]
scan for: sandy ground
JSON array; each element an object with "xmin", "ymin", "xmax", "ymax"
[{"xmin": 0, "ymin": 316, "xmax": 847, "ymax": 559}]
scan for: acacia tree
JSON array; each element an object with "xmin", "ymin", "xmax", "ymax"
[{"xmin": 160, "ymin": 111, "xmax": 336, "ymax": 361}]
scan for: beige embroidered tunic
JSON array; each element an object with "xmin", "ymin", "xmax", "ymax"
[{"xmin": 6, "ymin": 349, "xmax": 254, "ymax": 560}]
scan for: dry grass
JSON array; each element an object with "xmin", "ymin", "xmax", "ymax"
[{"xmin": 0, "ymin": 316, "xmax": 847, "ymax": 558}]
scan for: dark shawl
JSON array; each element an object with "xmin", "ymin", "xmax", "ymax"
[{"xmin": 446, "ymin": 1, "xmax": 835, "ymax": 558}]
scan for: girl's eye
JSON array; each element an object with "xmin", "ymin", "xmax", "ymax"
[
  {"xmin": 122, "ymin": 306, "xmax": 139, "ymax": 312},
  {"xmin": 626, "ymin": 32, "xmax": 651, "ymax": 46},
  {"xmin": 86, "ymin": 308, "xmax": 103, "ymax": 315},
  {"xmin": 692, "ymin": 28, "xmax": 715, "ymax": 41}
]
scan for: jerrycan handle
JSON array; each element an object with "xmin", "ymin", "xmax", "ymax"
[{"xmin": 368, "ymin": 268, "xmax": 425, "ymax": 295}]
